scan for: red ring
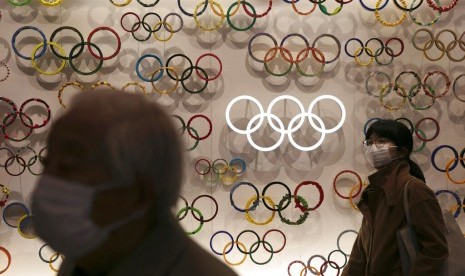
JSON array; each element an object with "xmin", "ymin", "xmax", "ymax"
[
  {"xmin": 293, "ymin": 181, "xmax": 324, "ymax": 212},
  {"xmin": 195, "ymin": 158, "xmax": 211, "ymax": 175},
  {"xmin": 385, "ymin": 37, "xmax": 404, "ymax": 57},
  {"xmin": 19, "ymin": 98, "xmax": 51, "ymax": 129},
  {"xmin": 120, "ymin": 12, "xmax": 141, "ymax": 33},
  {"xmin": 415, "ymin": 117, "xmax": 440, "ymax": 142},
  {"xmin": 187, "ymin": 114, "xmax": 212, "ymax": 141},
  {"xmin": 333, "ymin": 170, "xmax": 362, "ymax": 199},
  {"xmin": 195, "ymin": 53, "xmax": 222, "ymax": 81},
  {"xmin": 0, "ymin": 247, "xmax": 11, "ymax": 274},
  {"xmin": 87, "ymin": 27, "xmax": 121, "ymax": 60},
  {"xmin": 243, "ymin": 0, "xmax": 272, "ymax": 18},
  {"xmin": 262, "ymin": 229, "xmax": 286, "ymax": 253}
]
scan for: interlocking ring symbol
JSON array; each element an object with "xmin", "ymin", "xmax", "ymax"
[{"xmin": 225, "ymin": 95, "xmax": 346, "ymax": 152}]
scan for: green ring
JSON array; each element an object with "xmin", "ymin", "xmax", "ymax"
[
  {"xmin": 277, "ymin": 194, "xmax": 309, "ymax": 225},
  {"xmin": 185, "ymin": 126, "xmax": 199, "ymax": 151},
  {"xmin": 176, "ymin": 206, "xmax": 203, "ymax": 235},
  {"xmin": 413, "ymin": 128, "xmax": 426, "ymax": 153},
  {"xmin": 226, "ymin": 1, "xmax": 257, "ymax": 32},
  {"xmin": 249, "ymin": 240, "xmax": 273, "ymax": 265}
]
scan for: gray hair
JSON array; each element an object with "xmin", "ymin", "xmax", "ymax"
[{"xmin": 64, "ymin": 90, "xmax": 184, "ymax": 212}]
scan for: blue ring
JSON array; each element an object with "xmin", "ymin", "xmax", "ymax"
[
  {"xmin": 431, "ymin": 145, "xmax": 459, "ymax": 173},
  {"xmin": 363, "ymin": 117, "xmax": 381, "ymax": 136},
  {"xmin": 210, "ymin": 230, "xmax": 234, "ymax": 255},
  {"xmin": 3, "ymin": 202, "xmax": 30, "ymax": 228},
  {"xmin": 434, "ymin": 190, "xmax": 461, "ymax": 218},
  {"xmin": 229, "ymin": 158, "xmax": 246, "ymax": 174},
  {"xmin": 344, "ymin": 38, "xmax": 364, "ymax": 58},
  {"xmin": 359, "ymin": 0, "xmax": 389, "ymax": 12},
  {"xmin": 11, "ymin": 26, "xmax": 47, "ymax": 60},
  {"xmin": 136, "ymin": 54, "xmax": 164, "ymax": 82},
  {"xmin": 229, "ymin": 181, "xmax": 259, "ymax": 212}
]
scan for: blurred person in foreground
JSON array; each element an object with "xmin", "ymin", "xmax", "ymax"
[
  {"xmin": 342, "ymin": 119, "xmax": 447, "ymax": 276},
  {"xmin": 31, "ymin": 91, "xmax": 238, "ymax": 276}
]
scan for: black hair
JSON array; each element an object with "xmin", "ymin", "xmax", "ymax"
[{"xmin": 365, "ymin": 119, "xmax": 425, "ymax": 182}]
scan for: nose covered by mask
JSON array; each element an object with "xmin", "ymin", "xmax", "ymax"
[
  {"xmin": 364, "ymin": 143, "xmax": 399, "ymax": 168},
  {"xmin": 31, "ymin": 174, "xmax": 146, "ymax": 259}
]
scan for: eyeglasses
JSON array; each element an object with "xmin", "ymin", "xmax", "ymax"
[{"xmin": 362, "ymin": 138, "xmax": 394, "ymax": 150}]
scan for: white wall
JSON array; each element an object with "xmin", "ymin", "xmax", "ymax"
[{"xmin": 0, "ymin": 0, "xmax": 464, "ymax": 275}]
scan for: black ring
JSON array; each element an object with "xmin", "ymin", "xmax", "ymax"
[
  {"xmin": 142, "ymin": 12, "xmax": 162, "ymax": 33},
  {"xmin": 395, "ymin": 117, "xmax": 414, "ymax": 135},
  {"xmin": 49, "ymin": 26, "xmax": 85, "ymax": 60},
  {"xmin": 166, "ymin": 54, "xmax": 193, "ymax": 81},
  {"xmin": 327, "ymin": 249, "xmax": 348, "ymax": 269},
  {"xmin": 39, "ymin": 244, "xmax": 59, "ymax": 264},
  {"xmin": 365, "ymin": 38, "xmax": 384, "ymax": 57},
  {"xmin": 261, "ymin": 181, "xmax": 291, "ymax": 211},
  {"xmin": 131, "ymin": 21, "xmax": 152, "ymax": 42},
  {"xmin": 236, "ymin": 229, "xmax": 261, "ymax": 254}
]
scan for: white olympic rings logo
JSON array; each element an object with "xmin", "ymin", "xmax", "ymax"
[{"xmin": 225, "ymin": 95, "xmax": 346, "ymax": 152}]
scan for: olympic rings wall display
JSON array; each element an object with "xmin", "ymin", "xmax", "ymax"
[
  {"xmin": 365, "ymin": 70, "xmax": 454, "ymax": 111},
  {"xmin": 110, "ymin": 0, "xmax": 160, "ymax": 7},
  {"xmin": 288, "ymin": 229, "xmax": 357, "ymax": 275},
  {"xmin": 176, "ymin": 195, "xmax": 218, "ymax": 235},
  {"xmin": 11, "ymin": 25, "xmax": 121, "ymax": 75},
  {"xmin": 194, "ymin": 158, "xmax": 246, "ymax": 186},
  {"xmin": 0, "ymin": 97, "xmax": 51, "ymax": 142},
  {"xmin": 120, "ymin": 12, "xmax": 183, "ymax": 42},
  {"xmin": 38, "ymin": 244, "xmax": 64, "ymax": 273},
  {"xmin": 412, "ymin": 29, "xmax": 465, "ymax": 62},
  {"xmin": 135, "ymin": 52, "xmax": 222, "ymax": 94},
  {"xmin": 172, "ymin": 114, "xmax": 212, "ymax": 151},
  {"xmin": 226, "ymin": 94, "xmax": 346, "ymax": 152},
  {"xmin": 344, "ymin": 37, "xmax": 404, "ymax": 66},
  {"xmin": 229, "ymin": 180, "xmax": 324, "ymax": 225},
  {"xmin": 248, "ymin": 33, "xmax": 341, "ymax": 77},
  {"xmin": 1, "ymin": 146, "xmax": 47, "ymax": 176},
  {"xmin": 210, "ymin": 229, "xmax": 286, "ymax": 266}
]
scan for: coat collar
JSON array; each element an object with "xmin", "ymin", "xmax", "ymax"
[{"xmin": 367, "ymin": 159, "xmax": 411, "ymax": 206}]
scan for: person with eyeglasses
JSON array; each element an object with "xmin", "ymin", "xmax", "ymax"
[{"xmin": 342, "ymin": 119, "xmax": 447, "ymax": 276}]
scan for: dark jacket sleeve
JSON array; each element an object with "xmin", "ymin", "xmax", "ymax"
[
  {"xmin": 408, "ymin": 184, "xmax": 448, "ymax": 276},
  {"xmin": 342, "ymin": 226, "xmax": 367, "ymax": 276}
]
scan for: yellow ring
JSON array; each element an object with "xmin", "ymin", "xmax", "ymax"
[
  {"xmin": 375, "ymin": 0, "xmax": 407, "ymax": 27},
  {"xmin": 49, "ymin": 253, "xmax": 60, "ymax": 272},
  {"xmin": 222, "ymin": 241, "xmax": 247, "ymax": 266},
  {"xmin": 31, "ymin": 42, "xmax": 67, "ymax": 75},
  {"xmin": 58, "ymin": 82, "xmax": 84, "ymax": 109},
  {"xmin": 379, "ymin": 83, "xmax": 406, "ymax": 111},
  {"xmin": 17, "ymin": 214, "xmax": 36, "ymax": 239},
  {"xmin": 211, "ymin": 0, "xmax": 240, "ymax": 17},
  {"xmin": 194, "ymin": 0, "xmax": 225, "ymax": 32},
  {"xmin": 153, "ymin": 21, "xmax": 174, "ymax": 42},
  {"xmin": 354, "ymin": 47, "xmax": 374, "ymax": 66},
  {"xmin": 150, "ymin": 67, "xmax": 179, "ymax": 94},
  {"xmin": 109, "ymin": 0, "xmax": 132, "ymax": 7},
  {"xmin": 445, "ymin": 158, "xmax": 465, "ymax": 184},
  {"xmin": 245, "ymin": 195, "xmax": 275, "ymax": 226},
  {"xmin": 39, "ymin": 0, "xmax": 63, "ymax": 6},
  {"xmin": 90, "ymin": 81, "xmax": 116, "ymax": 91},
  {"xmin": 122, "ymin": 82, "xmax": 147, "ymax": 95}
]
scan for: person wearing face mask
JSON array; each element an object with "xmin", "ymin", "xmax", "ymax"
[
  {"xmin": 31, "ymin": 91, "xmax": 238, "ymax": 276},
  {"xmin": 342, "ymin": 119, "xmax": 448, "ymax": 276}
]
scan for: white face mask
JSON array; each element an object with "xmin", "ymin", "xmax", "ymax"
[
  {"xmin": 364, "ymin": 143, "xmax": 398, "ymax": 168},
  {"xmin": 31, "ymin": 174, "xmax": 145, "ymax": 259}
]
